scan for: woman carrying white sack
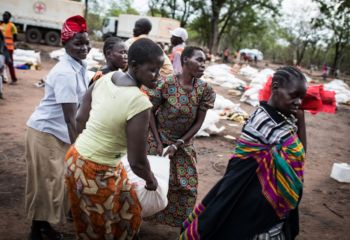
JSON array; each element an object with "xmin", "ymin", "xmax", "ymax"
[{"xmin": 65, "ymin": 38, "xmax": 163, "ymax": 239}]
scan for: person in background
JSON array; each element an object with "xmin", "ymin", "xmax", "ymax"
[
  {"xmin": 25, "ymin": 15, "xmax": 90, "ymax": 240},
  {"xmin": 125, "ymin": 18, "xmax": 173, "ymax": 78},
  {"xmin": 90, "ymin": 36, "xmax": 127, "ymax": 84},
  {"xmin": 125, "ymin": 18, "xmax": 152, "ymax": 47},
  {"xmin": 254, "ymin": 55, "xmax": 258, "ymax": 66},
  {"xmin": 169, "ymin": 27, "xmax": 188, "ymax": 75},
  {"xmin": 180, "ymin": 66, "xmax": 307, "ymax": 240},
  {"xmin": 145, "ymin": 46, "xmax": 216, "ymax": 227},
  {"xmin": 0, "ymin": 11, "xmax": 17, "ymax": 84},
  {"xmin": 66, "ymin": 38, "xmax": 163, "ymax": 239},
  {"xmin": 223, "ymin": 47, "xmax": 229, "ymax": 63},
  {"xmin": 322, "ymin": 63, "xmax": 327, "ymax": 81},
  {"xmin": 0, "ymin": 30, "xmax": 10, "ymax": 99}
]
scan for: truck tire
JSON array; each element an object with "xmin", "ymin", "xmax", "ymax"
[
  {"xmin": 45, "ymin": 31, "xmax": 60, "ymax": 46},
  {"xmin": 26, "ymin": 28, "xmax": 42, "ymax": 43}
]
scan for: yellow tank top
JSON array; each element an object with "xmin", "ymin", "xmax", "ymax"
[{"xmin": 74, "ymin": 72, "xmax": 152, "ymax": 166}]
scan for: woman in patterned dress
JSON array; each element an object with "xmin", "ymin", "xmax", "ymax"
[{"xmin": 145, "ymin": 46, "xmax": 216, "ymax": 227}]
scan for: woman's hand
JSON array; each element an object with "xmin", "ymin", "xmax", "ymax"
[
  {"xmin": 156, "ymin": 142, "xmax": 164, "ymax": 156},
  {"xmin": 145, "ymin": 174, "xmax": 158, "ymax": 191},
  {"xmin": 163, "ymin": 144, "xmax": 177, "ymax": 157}
]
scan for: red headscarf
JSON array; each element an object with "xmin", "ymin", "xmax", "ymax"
[{"xmin": 61, "ymin": 15, "xmax": 87, "ymax": 43}]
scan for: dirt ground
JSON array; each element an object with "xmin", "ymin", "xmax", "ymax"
[{"xmin": 0, "ymin": 43, "xmax": 349, "ymax": 240}]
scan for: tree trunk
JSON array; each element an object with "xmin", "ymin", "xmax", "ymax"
[
  {"xmin": 84, "ymin": 0, "xmax": 88, "ymax": 19},
  {"xmin": 209, "ymin": 1, "xmax": 221, "ymax": 54},
  {"xmin": 296, "ymin": 41, "xmax": 309, "ymax": 65},
  {"xmin": 331, "ymin": 40, "xmax": 342, "ymax": 76}
]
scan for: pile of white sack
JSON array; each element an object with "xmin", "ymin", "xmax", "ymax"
[
  {"xmin": 13, "ymin": 49, "xmax": 41, "ymax": 67},
  {"xmin": 204, "ymin": 64, "xmax": 247, "ymax": 89},
  {"xmin": 197, "ymin": 94, "xmax": 247, "ymax": 137},
  {"xmin": 324, "ymin": 79, "xmax": 350, "ymax": 105},
  {"xmin": 49, "ymin": 48, "xmax": 104, "ymax": 69},
  {"xmin": 239, "ymin": 65, "xmax": 259, "ymax": 79},
  {"xmin": 240, "ymin": 68, "xmax": 275, "ymax": 106}
]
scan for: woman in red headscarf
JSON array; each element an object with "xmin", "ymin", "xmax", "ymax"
[{"xmin": 25, "ymin": 15, "xmax": 90, "ymax": 240}]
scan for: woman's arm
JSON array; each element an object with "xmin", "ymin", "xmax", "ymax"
[
  {"xmin": 127, "ymin": 109, "xmax": 158, "ymax": 190},
  {"xmin": 62, "ymin": 103, "xmax": 78, "ymax": 144},
  {"xmin": 149, "ymin": 113, "xmax": 163, "ymax": 156},
  {"xmin": 76, "ymin": 83, "xmax": 94, "ymax": 135},
  {"xmin": 164, "ymin": 109, "xmax": 208, "ymax": 157},
  {"xmin": 295, "ymin": 110, "xmax": 307, "ymax": 153}
]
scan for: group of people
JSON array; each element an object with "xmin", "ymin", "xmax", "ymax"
[
  {"xmin": 0, "ymin": 11, "xmax": 18, "ymax": 99},
  {"xmin": 24, "ymin": 14, "xmax": 308, "ymax": 240}
]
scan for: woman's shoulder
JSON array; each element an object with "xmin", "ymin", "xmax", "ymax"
[
  {"xmin": 93, "ymin": 71, "xmax": 114, "ymax": 87},
  {"xmin": 196, "ymin": 78, "xmax": 213, "ymax": 90},
  {"xmin": 163, "ymin": 74, "xmax": 177, "ymax": 85}
]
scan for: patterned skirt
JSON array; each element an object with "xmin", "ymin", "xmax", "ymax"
[
  {"xmin": 65, "ymin": 146, "xmax": 142, "ymax": 240},
  {"xmin": 146, "ymin": 136, "xmax": 198, "ymax": 227}
]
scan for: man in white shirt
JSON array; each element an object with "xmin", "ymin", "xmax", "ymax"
[{"xmin": 125, "ymin": 18, "xmax": 173, "ymax": 78}]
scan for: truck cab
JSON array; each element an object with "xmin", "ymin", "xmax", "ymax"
[
  {"xmin": 102, "ymin": 16, "xmax": 119, "ymax": 40},
  {"xmin": 0, "ymin": 0, "xmax": 85, "ymax": 46},
  {"xmin": 101, "ymin": 15, "xmax": 180, "ymax": 45}
]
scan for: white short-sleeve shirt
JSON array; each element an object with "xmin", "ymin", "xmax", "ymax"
[{"xmin": 27, "ymin": 53, "xmax": 89, "ymax": 144}]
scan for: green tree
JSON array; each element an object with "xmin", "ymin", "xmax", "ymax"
[
  {"xmin": 107, "ymin": 0, "xmax": 139, "ymax": 16},
  {"xmin": 148, "ymin": 0, "xmax": 203, "ymax": 27},
  {"xmin": 313, "ymin": 0, "xmax": 350, "ymax": 75}
]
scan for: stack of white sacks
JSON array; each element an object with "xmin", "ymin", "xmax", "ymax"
[
  {"xmin": 204, "ymin": 64, "xmax": 246, "ymax": 89},
  {"xmin": 49, "ymin": 47, "xmax": 104, "ymax": 69},
  {"xmin": 324, "ymin": 79, "xmax": 350, "ymax": 105},
  {"xmin": 240, "ymin": 66, "xmax": 275, "ymax": 106},
  {"xmin": 13, "ymin": 49, "xmax": 41, "ymax": 67}
]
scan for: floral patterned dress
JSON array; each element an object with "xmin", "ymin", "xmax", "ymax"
[{"xmin": 145, "ymin": 75, "xmax": 216, "ymax": 227}]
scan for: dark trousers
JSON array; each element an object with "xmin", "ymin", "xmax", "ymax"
[{"xmin": 6, "ymin": 49, "xmax": 17, "ymax": 82}]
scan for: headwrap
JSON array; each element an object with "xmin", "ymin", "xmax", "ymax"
[{"xmin": 61, "ymin": 15, "xmax": 87, "ymax": 43}]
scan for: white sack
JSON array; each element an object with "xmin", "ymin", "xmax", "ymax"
[
  {"xmin": 324, "ymin": 79, "xmax": 350, "ymax": 104},
  {"xmin": 121, "ymin": 154, "xmax": 170, "ymax": 217},
  {"xmin": 239, "ymin": 65, "xmax": 259, "ymax": 78},
  {"xmin": 240, "ymin": 68, "xmax": 275, "ymax": 106},
  {"xmin": 13, "ymin": 49, "xmax": 41, "ymax": 65},
  {"xmin": 49, "ymin": 47, "xmax": 104, "ymax": 69},
  {"xmin": 204, "ymin": 64, "xmax": 247, "ymax": 88},
  {"xmin": 196, "ymin": 109, "xmax": 225, "ymax": 137},
  {"xmin": 214, "ymin": 94, "xmax": 247, "ymax": 115}
]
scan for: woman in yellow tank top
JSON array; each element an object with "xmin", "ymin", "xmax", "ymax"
[{"xmin": 65, "ymin": 38, "xmax": 164, "ymax": 239}]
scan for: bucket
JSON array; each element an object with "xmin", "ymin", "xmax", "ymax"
[{"xmin": 330, "ymin": 163, "xmax": 350, "ymax": 183}]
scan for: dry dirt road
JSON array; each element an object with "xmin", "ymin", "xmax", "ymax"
[{"xmin": 0, "ymin": 44, "xmax": 349, "ymax": 240}]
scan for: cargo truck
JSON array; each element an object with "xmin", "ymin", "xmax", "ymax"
[
  {"xmin": 0, "ymin": 0, "xmax": 85, "ymax": 46},
  {"xmin": 102, "ymin": 14, "xmax": 180, "ymax": 44}
]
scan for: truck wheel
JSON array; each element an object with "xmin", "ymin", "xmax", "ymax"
[
  {"xmin": 26, "ymin": 28, "xmax": 42, "ymax": 43},
  {"xmin": 45, "ymin": 31, "xmax": 60, "ymax": 46}
]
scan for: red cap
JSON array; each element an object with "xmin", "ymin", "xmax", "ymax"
[{"xmin": 61, "ymin": 15, "xmax": 87, "ymax": 43}]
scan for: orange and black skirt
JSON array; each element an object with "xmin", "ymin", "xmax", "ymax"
[{"xmin": 65, "ymin": 146, "xmax": 142, "ymax": 239}]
